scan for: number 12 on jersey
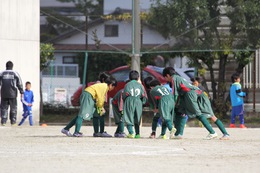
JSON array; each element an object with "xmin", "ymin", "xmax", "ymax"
[{"xmin": 130, "ymin": 88, "xmax": 141, "ymax": 97}]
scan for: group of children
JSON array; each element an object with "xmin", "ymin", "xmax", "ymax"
[
  {"xmin": 61, "ymin": 70, "xmax": 148, "ymax": 138},
  {"xmin": 1, "ymin": 61, "xmax": 246, "ymax": 135},
  {"xmin": 60, "ymin": 66, "xmax": 248, "ymax": 140}
]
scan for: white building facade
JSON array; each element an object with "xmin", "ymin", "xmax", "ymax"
[{"xmin": 0, "ymin": 0, "xmax": 40, "ymax": 125}]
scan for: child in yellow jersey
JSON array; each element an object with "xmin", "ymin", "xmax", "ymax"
[
  {"xmin": 61, "ymin": 77, "xmax": 117, "ymax": 137},
  {"xmin": 93, "ymin": 72, "xmax": 113, "ymax": 137}
]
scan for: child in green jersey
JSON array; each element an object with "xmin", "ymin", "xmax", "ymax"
[
  {"xmin": 149, "ymin": 79, "xmax": 176, "ymax": 139},
  {"xmin": 123, "ymin": 70, "xmax": 147, "ymax": 139},
  {"xmin": 163, "ymin": 67, "xmax": 229, "ymax": 140}
]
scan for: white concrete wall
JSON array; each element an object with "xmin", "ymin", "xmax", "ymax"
[{"xmin": 0, "ymin": 0, "xmax": 40, "ymax": 125}]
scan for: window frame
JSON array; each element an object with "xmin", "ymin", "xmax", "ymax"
[
  {"xmin": 104, "ymin": 24, "xmax": 119, "ymax": 37},
  {"xmin": 62, "ymin": 56, "xmax": 77, "ymax": 64}
]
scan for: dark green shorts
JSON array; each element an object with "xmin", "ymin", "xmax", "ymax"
[{"xmin": 78, "ymin": 91, "xmax": 95, "ymax": 120}]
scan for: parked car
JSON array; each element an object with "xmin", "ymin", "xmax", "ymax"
[
  {"xmin": 146, "ymin": 65, "xmax": 195, "ymax": 83},
  {"xmin": 70, "ymin": 65, "xmax": 194, "ymax": 107}
]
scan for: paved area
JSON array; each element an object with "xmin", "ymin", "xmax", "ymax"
[{"xmin": 0, "ymin": 125, "xmax": 259, "ymax": 173}]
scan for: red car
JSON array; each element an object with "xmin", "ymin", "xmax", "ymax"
[{"xmin": 70, "ymin": 65, "xmax": 167, "ymax": 107}]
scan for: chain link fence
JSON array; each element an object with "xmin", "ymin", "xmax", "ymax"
[{"xmin": 41, "ymin": 64, "xmax": 80, "ymax": 108}]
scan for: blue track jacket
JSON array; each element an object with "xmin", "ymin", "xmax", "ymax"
[
  {"xmin": 230, "ymin": 82, "xmax": 246, "ymax": 107},
  {"xmin": 21, "ymin": 89, "xmax": 34, "ymax": 111}
]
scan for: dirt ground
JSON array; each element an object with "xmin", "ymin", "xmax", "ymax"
[{"xmin": 0, "ymin": 125, "xmax": 259, "ymax": 173}]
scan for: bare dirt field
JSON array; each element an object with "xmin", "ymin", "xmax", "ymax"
[{"xmin": 0, "ymin": 125, "xmax": 259, "ymax": 173}]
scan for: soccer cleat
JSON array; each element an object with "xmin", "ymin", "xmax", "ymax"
[
  {"xmin": 239, "ymin": 124, "xmax": 247, "ymax": 128},
  {"xmin": 73, "ymin": 132, "xmax": 83, "ymax": 137},
  {"xmin": 220, "ymin": 134, "xmax": 230, "ymax": 140},
  {"xmin": 1, "ymin": 124, "xmax": 6, "ymax": 126},
  {"xmin": 114, "ymin": 133, "xmax": 120, "ymax": 137},
  {"xmin": 61, "ymin": 129, "xmax": 73, "ymax": 137},
  {"xmin": 229, "ymin": 124, "xmax": 237, "ymax": 128},
  {"xmin": 120, "ymin": 133, "xmax": 127, "ymax": 137},
  {"xmin": 173, "ymin": 134, "xmax": 183, "ymax": 140},
  {"xmin": 205, "ymin": 133, "xmax": 218, "ymax": 140},
  {"xmin": 149, "ymin": 132, "xmax": 156, "ymax": 139},
  {"xmin": 135, "ymin": 134, "xmax": 141, "ymax": 139},
  {"xmin": 169, "ymin": 127, "xmax": 177, "ymax": 139},
  {"xmin": 127, "ymin": 134, "xmax": 135, "ymax": 139},
  {"xmin": 11, "ymin": 123, "xmax": 17, "ymax": 127},
  {"xmin": 93, "ymin": 132, "xmax": 102, "ymax": 137},
  {"xmin": 157, "ymin": 134, "xmax": 167, "ymax": 139},
  {"xmin": 114, "ymin": 132, "xmax": 126, "ymax": 138},
  {"xmin": 100, "ymin": 131, "xmax": 112, "ymax": 137}
]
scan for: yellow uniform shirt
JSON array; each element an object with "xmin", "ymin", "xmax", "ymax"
[{"xmin": 85, "ymin": 83, "xmax": 108, "ymax": 108}]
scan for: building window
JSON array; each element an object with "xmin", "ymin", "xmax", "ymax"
[
  {"xmin": 63, "ymin": 56, "xmax": 77, "ymax": 64},
  {"xmin": 104, "ymin": 25, "xmax": 118, "ymax": 37}
]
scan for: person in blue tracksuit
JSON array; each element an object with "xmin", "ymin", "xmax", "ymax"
[
  {"xmin": 18, "ymin": 82, "xmax": 34, "ymax": 126},
  {"xmin": 229, "ymin": 73, "xmax": 247, "ymax": 128}
]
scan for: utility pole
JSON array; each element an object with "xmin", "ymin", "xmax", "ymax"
[
  {"xmin": 85, "ymin": 15, "xmax": 88, "ymax": 50},
  {"xmin": 84, "ymin": 14, "xmax": 89, "ymax": 87},
  {"xmin": 131, "ymin": 0, "xmax": 141, "ymax": 74}
]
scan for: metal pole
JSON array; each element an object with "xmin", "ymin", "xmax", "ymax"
[
  {"xmin": 85, "ymin": 15, "xmax": 88, "ymax": 50},
  {"xmin": 50, "ymin": 60, "xmax": 54, "ymax": 102},
  {"xmin": 132, "ymin": 0, "xmax": 142, "ymax": 127},
  {"xmin": 253, "ymin": 50, "xmax": 256, "ymax": 112},
  {"xmin": 131, "ymin": 0, "xmax": 141, "ymax": 74},
  {"xmin": 82, "ymin": 51, "xmax": 88, "ymax": 91}
]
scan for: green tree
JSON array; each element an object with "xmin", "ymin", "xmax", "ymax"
[
  {"xmin": 40, "ymin": 43, "xmax": 55, "ymax": 71},
  {"xmin": 149, "ymin": 0, "xmax": 225, "ymax": 103},
  {"xmin": 226, "ymin": 0, "xmax": 260, "ymax": 75},
  {"xmin": 148, "ymin": 0, "xmax": 260, "ymax": 116},
  {"xmin": 40, "ymin": 43, "xmax": 55, "ymax": 116},
  {"xmin": 226, "ymin": 0, "xmax": 260, "ymax": 49},
  {"xmin": 40, "ymin": 8, "xmax": 82, "ymax": 42}
]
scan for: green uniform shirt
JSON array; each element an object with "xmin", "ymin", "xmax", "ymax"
[
  {"xmin": 171, "ymin": 75, "xmax": 197, "ymax": 101},
  {"xmin": 150, "ymin": 85, "xmax": 175, "ymax": 121},
  {"xmin": 171, "ymin": 75, "xmax": 213, "ymax": 118},
  {"xmin": 112, "ymin": 89, "xmax": 124, "ymax": 124},
  {"xmin": 122, "ymin": 80, "xmax": 147, "ymax": 125},
  {"xmin": 122, "ymin": 80, "xmax": 147, "ymax": 103}
]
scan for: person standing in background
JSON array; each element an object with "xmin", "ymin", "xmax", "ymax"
[
  {"xmin": 0, "ymin": 61, "xmax": 24, "ymax": 126},
  {"xmin": 0, "ymin": 86, "xmax": 1, "ymax": 118},
  {"xmin": 229, "ymin": 73, "xmax": 247, "ymax": 128},
  {"xmin": 18, "ymin": 81, "xmax": 34, "ymax": 126}
]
